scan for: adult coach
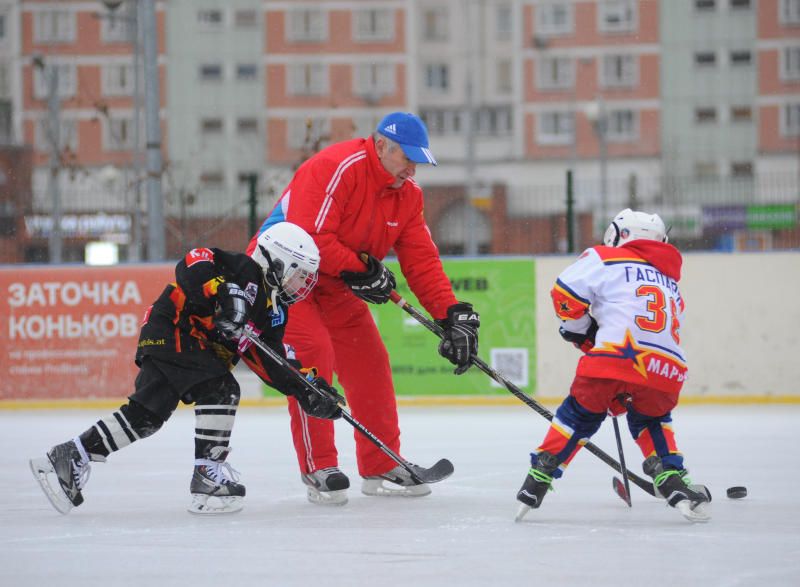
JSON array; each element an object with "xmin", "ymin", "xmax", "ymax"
[{"xmin": 247, "ymin": 112, "xmax": 480, "ymax": 505}]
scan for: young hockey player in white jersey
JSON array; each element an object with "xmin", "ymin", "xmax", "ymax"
[
  {"xmin": 30, "ymin": 222, "xmax": 343, "ymax": 515},
  {"xmin": 516, "ymin": 209, "xmax": 710, "ymax": 523}
]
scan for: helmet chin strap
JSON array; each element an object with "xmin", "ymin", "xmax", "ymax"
[
  {"xmin": 610, "ymin": 222, "xmax": 621, "ymax": 247},
  {"xmin": 259, "ymin": 244, "xmax": 284, "ymax": 307}
]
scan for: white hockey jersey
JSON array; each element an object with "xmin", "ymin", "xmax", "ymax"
[{"xmin": 550, "ymin": 240, "xmax": 687, "ymax": 394}]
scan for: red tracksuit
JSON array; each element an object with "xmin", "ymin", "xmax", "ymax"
[{"xmin": 246, "ymin": 137, "xmax": 457, "ymax": 476}]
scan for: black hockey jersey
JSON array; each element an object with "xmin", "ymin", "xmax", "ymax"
[{"xmin": 136, "ymin": 247, "xmax": 299, "ymax": 395}]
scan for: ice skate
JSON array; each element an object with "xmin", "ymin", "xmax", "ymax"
[
  {"xmin": 643, "ymin": 456, "xmax": 711, "ymax": 523},
  {"xmin": 29, "ymin": 439, "xmax": 104, "ymax": 515},
  {"xmin": 515, "ymin": 452, "xmax": 558, "ymax": 522},
  {"xmin": 361, "ymin": 464, "xmax": 431, "ymax": 497},
  {"xmin": 188, "ymin": 449, "xmax": 245, "ymax": 515},
  {"xmin": 301, "ymin": 467, "xmax": 350, "ymax": 505}
]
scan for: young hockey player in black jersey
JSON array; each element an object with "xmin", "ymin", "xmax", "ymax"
[{"xmin": 30, "ymin": 222, "xmax": 343, "ymax": 515}]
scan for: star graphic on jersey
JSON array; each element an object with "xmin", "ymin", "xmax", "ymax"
[
  {"xmin": 559, "ymin": 301, "xmax": 570, "ymax": 313},
  {"xmin": 588, "ymin": 329, "xmax": 649, "ymax": 379}
]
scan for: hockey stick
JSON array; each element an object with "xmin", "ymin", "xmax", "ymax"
[
  {"xmin": 388, "ymin": 290, "xmax": 656, "ymax": 498},
  {"xmin": 243, "ymin": 331, "xmax": 454, "ymax": 484},
  {"xmin": 611, "ymin": 415, "xmax": 632, "ymax": 506}
]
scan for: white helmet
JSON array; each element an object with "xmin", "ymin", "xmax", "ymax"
[
  {"xmin": 603, "ymin": 208, "xmax": 668, "ymax": 247},
  {"xmin": 251, "ymin": 222, "xmax": 320, "ymax": 305}
]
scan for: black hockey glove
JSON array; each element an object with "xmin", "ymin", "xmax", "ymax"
[
  {"xmin": 340, "ymin": 254, "xmax": 396, "ymax": 304},
  {"xmin": 294, "ymin": 375, "xmax": 345, "ymax": 420},
  {"xmin": 436, "ymin": 302, "xmax": 480, "ymax": 375},
  {"xmin": 215, "ymin": 282, "xmax": 248, "ymax": 341},
  {"xmin": 559, "ymin": 316, "xmax": 598, "ymax": 353}
]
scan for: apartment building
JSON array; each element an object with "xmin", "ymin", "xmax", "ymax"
[{"xmin": 3, "ymin": 0, "xmax": 799, "ymax": 262}]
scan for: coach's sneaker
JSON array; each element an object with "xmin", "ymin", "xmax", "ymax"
[
  {"xmin": 361, "ymin": 465, "xmax": 431, "ymax": 497},
  {"xmin": 29, "ymin": 438, "xmax": 104, "ymax": 515},
  {"xmin": 643, "ymin": 456, "xmax": 711, "ymax": 523},
  {"xmin": 188, "ymin": 448, "xmax": 245, "ymax": 515},
  {"xmin": 301, "ymin": 467, "xmax": 350, "ymax": 506},
  {"xmin": 515, "ymin": 451, "xmax": 559, "ymax": 522}
]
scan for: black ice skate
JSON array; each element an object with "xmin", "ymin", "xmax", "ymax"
[
  {"xmin": 643, "ymin": 456, "xmax": 711, "ymax": 523},
  {"xmin": 361, "ymin": 465, "xmax": 431, "ymax": 497},
  {"xmin": 515, "ymin": 451, "xmax": 559, "ymax": 522},
  {"xmin": 188, "ymin": 448, "xmax": 246, "ymax": 515},
  {"xmin": 29, "ymin": 439, "xmax": 104, "ymax": 515},
  {"xmin": 302, "ymin": 467, "xmax": 350, "ymax": 505}
]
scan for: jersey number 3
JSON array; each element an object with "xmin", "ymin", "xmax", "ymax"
[{"xmin": 635, "ymin": 285, "xmax": 680, "ymax": 344}]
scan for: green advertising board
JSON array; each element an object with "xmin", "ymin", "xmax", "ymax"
[
  {"xmin": 746, "ymin": 204, "xmax": 797, "ymax": 230},
  {"xmin": 375, "ymin": 258, "xmax": 537, "ymax": 395},
  {"xmin": 259, "ymin": 257, "xmax": 537, "ymax": 397}
]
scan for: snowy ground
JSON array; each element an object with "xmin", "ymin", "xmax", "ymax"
[{"xmin": 2, "ymin": 404, "xmax": 798, "ymax": 587}]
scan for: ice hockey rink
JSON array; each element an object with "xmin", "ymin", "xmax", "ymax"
[{"xmin": 2, "ymin": 403, "xmax": 798, "ymax": 587}]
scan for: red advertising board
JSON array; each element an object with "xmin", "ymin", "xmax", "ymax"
[{"xmin": 1, "ymin": 263, "xmax": 173, "ymax": 400}]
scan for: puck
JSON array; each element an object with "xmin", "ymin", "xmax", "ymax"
[{"xmin": 726, "ymin": 486, "xmax": 747, "ymax": 499}]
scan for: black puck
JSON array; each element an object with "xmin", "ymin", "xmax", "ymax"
[{"xmin": 726, "ymin": 486, "xmax": 747, "ymax": 499}]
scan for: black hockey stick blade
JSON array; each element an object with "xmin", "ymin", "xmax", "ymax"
[
  {"xmin": 612, "ymin": 476, "xmax": 632, "ymax": 507},
  {"xmin": 408, "ymin": 458, "xmax": 455, "ymax": 484}
]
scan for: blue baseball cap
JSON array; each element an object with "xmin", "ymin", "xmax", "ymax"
[{"xmin": 375, "ymin": 112, "xmax": 437, "ymax": 166}]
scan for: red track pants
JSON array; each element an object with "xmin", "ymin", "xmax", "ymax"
[{"xmin": 283, "ymin": 276, "xmax": 401, "ymax": 477}]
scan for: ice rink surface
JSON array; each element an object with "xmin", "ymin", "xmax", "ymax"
[{"xmin": 2, "ymin": 404, "xmax": 798, "ymax": 587}]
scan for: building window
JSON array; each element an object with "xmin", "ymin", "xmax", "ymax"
[
  {"xmin": 730, "ymin": 0, "xmax": 751, "ymax": 9},
  {"xmin": 780, "ymin": 0, "xmax": 800, "ymax": 24},
  {"xmin": 288, "ymin": 117, "xmax": 329, "ymax": 150},
  {"xmin": 36, "ymin": 118, "xmax": 77, "ymax": 151},
  {"xmin": 200, "ymin": 118, "xmax": 223, "ymax": 134},
  {"xmin": 234, "ymin": 10, "xmax": 258, "ymax": 28},
  {"xmin": 473, "ymin": 106, "xmax": 513, "ymax": 136},
  {"xmin": 537, "ymin": 56, "xmax": 574, "ymax": 90},
  {"xmin": 535, "ymin": 3, "xmax": 574, "ymax": 37},
  {"xmin": 197, "ymin": 9, "xmax": 224, "ymax": 30},
  {"xmin": 353, "ymin": 9, "xmax": 394, "ymax": 42},
  {"xmin": 287, "ymin": 64, "xmax": 327, "ymax": 96},
  {"xmin": 420, "ymin": 109, "xmax": 462, "ymax": 135},
  {"xmin": 424, "ymin": 63, "xmax": 450, "ymax": 93},
  {"xmin": 496, "ymin": 3, "xmax": 513, "ymax": 40},
  {"xmin": 537, "ymin": 111, "xmax": 574, "ymax": 145},
  {"xmin": 101, "ymin": 13, "xmax": 135, "ymax": 43},
  {"xmin": 33, "ymin": 11, "xmax": 76, "ymax": 44},
  {"xmin": 598, "ymin": 1, "xmax": 637, "ymax": 34},
  {"xmin": 496, "ymin": 59, "xmax": 513, "ymax": 94},
  {"xmin": 730, "ymin": 50, "xmax": 752, "ymax": 66},
  {"xmin": 694, "ymin": 161, "xmax": 718, "ymax": 178},
  {"xmin": 694, "ymin": 51, "xmax": 717, "ymax": 66},
  {"xmin": 695, "ymin": 107, "xmax": 717, "ymax": 123},
  {"xmin": 695, "ymin": 0, "xmax": 716, "ymax": 11},
  {"xmin": 730, "ymin": 161, "xmax": 753, "ymax": 177},
  {"xmin": 782, "ymin": 102, "xmax": 800, "ymax": 136},
  {"xmin": 422, "ymin": 7, "xmax": 449, "ymax": 41},
  {"xmin": 780, "ymin": 46, "xmax": 800, "ymax": 80},
  {"xmin": 730, "ymin": 105, "xmax": 752, "ymax": 121},
  {"xmin": 606, "ymin": 109, "xmax": 638, "ymax": 141},
  {"xmin": 33, "ymin": 64, "xmax": 77, "ymax": 99},
  {"xmin": 601, "ymin": 54, "xmax": 637, "ymax": 87},
  {"xmin": 104, "ymin": 117, "xmax": 135, "ymax": 151},
  {"xmin": 199, "ymin": 64, "xmax": 223, "ymax": 81},
  {"xmin": 200, "ymin": 171, "xmax": 225, "ymax": 189},
  {"xmin": 287, "ymin": 9, "xmax": 327, "ymax": 42},
  {"xmin": 237, "ymin": 118, "xmax": 258, "ymax": 134},
  {"xmin": 354, "ymin": 63, "xmax": 395, "ymax": 99},
  {"xmin": 236, "ymin": 64, "xmax": 258, "ymax": 81},
  {"xmin": 102, "ymin": 64, "xmax": 135, "ymax": 97}
]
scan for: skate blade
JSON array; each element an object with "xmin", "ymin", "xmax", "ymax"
[
  {"xmin": 676, "ymin": 499, "xmax": 711, "ymax": 523},
  {"xmin": 306, "ymin": 487, "xmax": 348, "ymax": 506},
  {"xmin": 514, "ymin": 503, "xmax": 531, "ymax": 523},
  {"xmin": 187, "ymin": 494, "xmax": 244, "ymax": 515},
  {"xmin": 29, "ymin": 457, "xmax": 73, "ymax": 515},
  {"xmin": 360, "ymin": 479, "xmax": 431, "ymax": 497}
]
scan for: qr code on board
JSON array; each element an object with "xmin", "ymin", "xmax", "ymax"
[{"xmin": 489, "ymin": 348, "xmax": 529, "ymax": 387}]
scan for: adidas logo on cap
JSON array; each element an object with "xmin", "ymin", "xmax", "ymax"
[{"xmin": 382, "ymin": 123, "xmax": 397, "ymax": 135}]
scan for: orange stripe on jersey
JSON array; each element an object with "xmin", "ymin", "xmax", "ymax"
[
  {"xmin": 203, "ymin": 276, "xmax": 225, "ymax": 299},
  {"xmin": 551, "ymin": 280, "xmax": 589, "ymax": 320},
  {"xmin": 592, "ymin": 245, "xmax": 646, "ymax": 265}
]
